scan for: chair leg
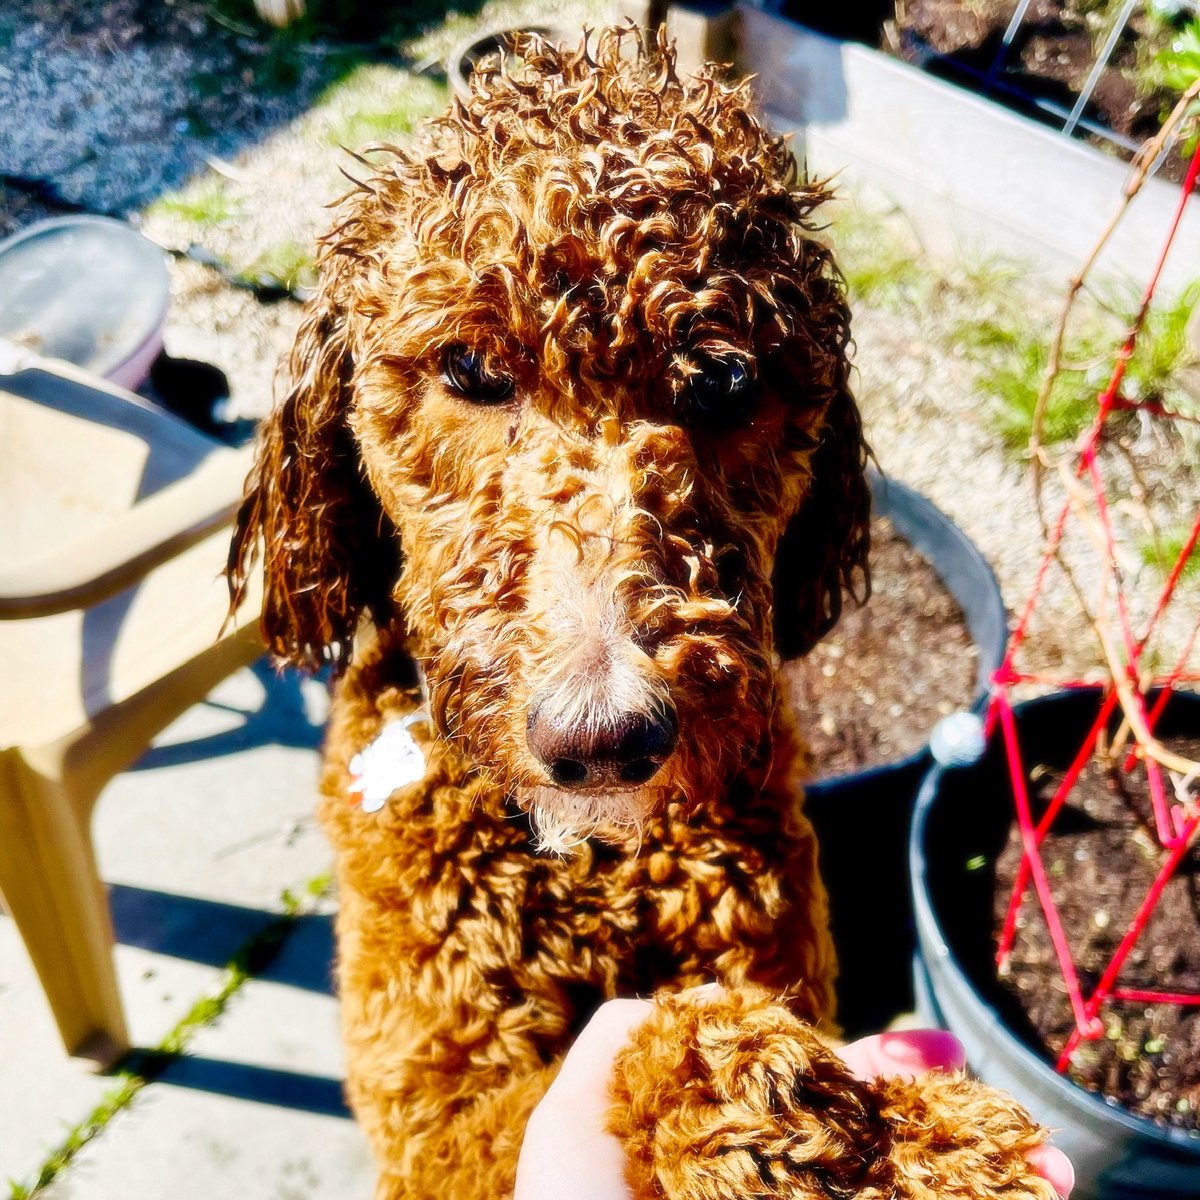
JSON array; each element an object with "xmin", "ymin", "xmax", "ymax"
[{"xmin": 0, "ymin": 750, "xmax": 128, "ymax": 1064}]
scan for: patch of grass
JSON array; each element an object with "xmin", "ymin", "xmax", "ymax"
[
  {"xmin": 245, "ymin": 239, "xmax": 318, "ymax": 294},
  {"xmin": 951, "ymin": 280, "xmax": 1200, "ymax": 452},
  {"xmin": 979, "ymin": 337, "xmax": 1103, "ymax": 450},
  {"xmin": 319, "ymin": 67, "xmax": 448, "ymax": 148},
  {"xmin": 1125, "ymin": 282, "xmax": 1200, "ymax": 406},
  {"xmin": 1140, "ymin": 523, "xmax": 1200, "ymax": 579},
  {"xmin": 944, "ymin": 296, "xmax": 1107, "ymax": 450},
  {"xmin": 947, "ymin": 252, "xmax": 1028, "ymax": 297},
  {"xmin": 8, "ymin": 871, "xmax": 334, "ymax": 1199},
  {"xmin": 829, "ymin": 205, "xmax": 926, "ymax": 309},
  {"xmin": 842, "ymin": 239, "xmax": 925, "ymax": 307},
  {"xmin": 147, "ymin": 177, "xmax": 242, "ymax": 228}
]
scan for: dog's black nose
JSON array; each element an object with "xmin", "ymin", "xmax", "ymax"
[{"xmin": 526, "ymin": 702, "xmax": 678, "ymax": 789}]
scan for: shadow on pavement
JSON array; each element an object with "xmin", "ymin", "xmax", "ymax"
[
  {"xmin": 111, "ymin": 885, "xmax": 345, "ymax": 1116},
  {"xmin": 110, "ymin": 883, "xmax": 334, "ymax": 995},
  {"xmin": 130, "ymin": 658, "xmax": 326, "ymax": 770},
  {"xmin": 135, "ymin": 1052, "xmax": 351, "ymax": 1118}
]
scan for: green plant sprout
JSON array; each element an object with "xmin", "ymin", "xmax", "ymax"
[
  {"xmin": 1141, "ymin": 522, "xmax": 1200, "ymax": 579},
  {"xmin": 245, "ymin": 239, "xmax": 317, "ymax": 294}
]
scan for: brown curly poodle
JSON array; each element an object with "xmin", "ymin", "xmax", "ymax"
[{"xmin": 229, "ymin": 28, "xmax": 1053, "ymax": 1200}]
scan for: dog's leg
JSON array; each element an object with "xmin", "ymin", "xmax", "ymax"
[
  {"xmin": 333, "ymin": 880, "xmax": 568, "ymax": 1198},
  {"xmin": 610, "ymin": 987, "xmax": 1055, "ymax": 1200},
  {"xmin": 365, "ymin": 1064, "xmax": 559, "ymax": 1200}
]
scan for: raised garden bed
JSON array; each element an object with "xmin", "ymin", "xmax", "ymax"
[
  {"xmin": 784, "ymin": 0, "xmax": 1200, "ymax": 182},
  {"xmin": 735, "ymin": 3, "xmax": 1200, "ymax": 303}
]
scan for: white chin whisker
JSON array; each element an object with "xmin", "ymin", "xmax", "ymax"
[{"xmin": 515, "ymin": 784, "xmax": 655, "ymax": 855}]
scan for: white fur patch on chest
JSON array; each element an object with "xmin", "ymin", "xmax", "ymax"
[{"xmin": 348, "ymin": 711, "xmax": 428, "ymax": 813}]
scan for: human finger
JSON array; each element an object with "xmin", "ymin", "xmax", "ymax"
[
  {"xmin": 514, "ymin": 999, "xmax": 653, "ymax": 1200},
  {"xmin": 1025, "ymin": 1144, "xmax": 1074, "ymax": 1198},
  {"xmin": 543, "ymin": 998, "xmax": 654, "ymax": 1104},
  {"xmin": 842, "ymin": 1031, "xmax": 1072, "ymax": 1198},
  {"xmin": 839, "ymin": 1028, "xmax": 967, "ymax": 1082}
]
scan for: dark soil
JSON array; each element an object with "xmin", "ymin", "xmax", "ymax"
[
  {"xmin": 994, "ymin": 739, "xmax": 1200, "ymax": 1130},
  {"xmin": 784, "ymin": 515, "xmax": 978, "ymax": 778}
]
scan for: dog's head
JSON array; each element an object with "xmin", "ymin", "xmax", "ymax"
[{"xmin": 229, "ymin": 29, "xmax": 869, "ymax": 848}]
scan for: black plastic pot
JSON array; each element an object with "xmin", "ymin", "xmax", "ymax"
[
  {"xmin": 806, "ymin": 469, "xmax": 1007, "ymax": 1035},
  {"xmin": 911, "ymin": 687, "xmax": 1200, "ymax": 1199},
  {"xmin": 447, "ymin": 25, "xmax": 569, "ymax": 103}
]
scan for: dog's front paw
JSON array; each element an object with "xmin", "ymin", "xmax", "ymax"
[
  {"xmin": 608, "ymin": 987, "xmax": 1055, "ymax": 1200},
  {"xmin": 876, "ymin": 1071, "xmax": 1057, "ymax": 1200},
  {"xmin": 608, "ymin": 986, "xmax": 891, "ymax": 1200}
]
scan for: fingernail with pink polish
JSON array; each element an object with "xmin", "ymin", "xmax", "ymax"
[
  {"xmin": 882, "ymin": 1028, "xmax": 967, "ymax": 1075},
  {"xmin": 1026, "ymin": 1145, "xmax": 1074, "ymax": 1199}
]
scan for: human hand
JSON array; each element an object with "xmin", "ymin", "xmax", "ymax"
[
  {"xmin": 515, "ymin": 998, "xmax": 652, "ymax": 1200},
  {"xmin": 514, "ymin": 997, "xmax": 1074, "ymax": 1200}
]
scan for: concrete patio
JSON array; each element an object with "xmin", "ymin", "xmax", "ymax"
[{"xmin": 1, "ymin": 662, "xmax": 378, "ymax": 1197}]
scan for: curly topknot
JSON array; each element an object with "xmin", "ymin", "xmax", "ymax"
[{"xmin": 322, "ymin": 26, "xmax": 847, "ymax": 405}]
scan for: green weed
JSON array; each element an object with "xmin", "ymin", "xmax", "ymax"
[
  {"xmin": 1125, "ymin": 282, "xmax": 1200, "ymax": 406},
  {"xmin": 148, "ymin": 177, "xmax": 242, "ymax": 228},
  {"xmin": 7, "ymin": 870, "xmax": 332, "ymax": 1199},
  {"xmin": 245, "ymin": 240, "xmax": 317, "ymax": 294},
  {"xmin": 319, "ymin": 68, "xmax": 448, "ymax": 148},
  {"xmin": 980, "ymin": 339, "xmax": 1102, "ymax": 449},
  {"xmin": 1140, "ymin": 523, "xmax": 1200, "ymax": 579},
  {"xmin": 954, "ymin": 280, "xmax": 1199, "ymax": 451},
  {"xmin": 829, "ymin": 205, "xmax": 925, "ymax": 308}
]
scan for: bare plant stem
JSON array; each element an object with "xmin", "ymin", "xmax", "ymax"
[
  {"xmin": 1030, "ymin": 78, "xmax": 1200, "ymax": 505},
  {"xmin": 1059, "ymin": 462, "xmax": 1200, "ymax": 777}
]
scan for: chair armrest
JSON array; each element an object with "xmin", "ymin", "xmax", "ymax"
[{"xmin": 0, "ymin": 445, "xmax": 253, "ymax": 618}]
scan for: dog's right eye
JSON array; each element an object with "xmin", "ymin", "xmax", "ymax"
[
  {"xmin": 442, "ymin": 345, "xmax": 514, "ymax": 404},
  {"xmin": 684, "ymin": 355, "xmax": 756, "ymax": 427}
]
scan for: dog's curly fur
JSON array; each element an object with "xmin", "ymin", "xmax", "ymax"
[{"xmin": 229, "ymin": 28, "xmax": 1050, "ymax": 1200}]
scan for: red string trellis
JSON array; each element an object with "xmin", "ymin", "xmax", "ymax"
[{"xmin": 989, "ymin": 136, "xmax": 1200, "ymax": 1076}]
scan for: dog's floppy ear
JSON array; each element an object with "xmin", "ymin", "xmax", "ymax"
[
  {"xmin": 227, "ymin": 261, "xmax": 398, "ymax": 672},
  {"xmin": 772, "ymin": 380, "xmax": 871, "ymax": 659}
]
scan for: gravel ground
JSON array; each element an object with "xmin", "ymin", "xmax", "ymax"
[
  {"xmin": 848, "ymin": 264, "xmax": 1200, "ymax": 688},
  {"xmin": 0, "ymin": 0, "xmax": 349, "ymax": 216},
  {"xmin": 1, "ymin": 0, "xmax": 1196, "ymax": 687}
]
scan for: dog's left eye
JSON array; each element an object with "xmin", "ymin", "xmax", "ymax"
[
  {"xmin": 442, "ymin": 345, "xmax": 514, "ymax": 404},
  {"xmin": 685, "ymin": 356, "xmax": 756, "ymax": 426}
]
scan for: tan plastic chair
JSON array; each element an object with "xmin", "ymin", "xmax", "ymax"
[{"xmin": 0, "ymin": 348, "xmax": 264, "ymax": 1064}]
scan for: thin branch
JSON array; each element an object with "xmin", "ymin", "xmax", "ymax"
[
  {"xmin": 1029, "ymin": 78, "xmax": 1200, "ymax": 520},
  {"xmin": 1059, "ymin": 464, "xmax": 1200, "ymax": 777}
]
